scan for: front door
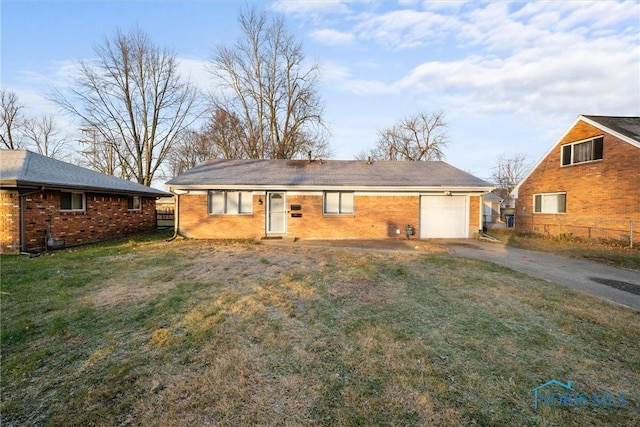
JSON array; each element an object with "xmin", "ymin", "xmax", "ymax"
[{"xmin": 267, "ymin": 192, "xmax": 286, "ymax": 234}]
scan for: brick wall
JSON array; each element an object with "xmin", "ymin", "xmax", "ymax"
[
  {"xmin": 288, "ymin": 194, "xmax": 419, "ymax": 239},
  {"xmin": 515, "ymin": 120, "xmax": 640, "ymax": 240},
  {"xmin": 0, "ymin": 190, "xmax": 21, "ymax": 253},
  {"xmin": 3, "ymin": 190, "xmax": 158, "ymax": 253},
  {"xmin": 178, "ymin": 193, "xmax": 265, "ymax": 239},
  {"xmin": 469, "ymin": 195, "xmax": 481, "ymax": 234},
  {"xmin": 178, "ymin": 192, "xmax": 482, "ymax": 239}
]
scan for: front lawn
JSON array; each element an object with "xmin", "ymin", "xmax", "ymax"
[{"xmin": 1, "ymin": 235, "xmax": 638, "ymax": 426}]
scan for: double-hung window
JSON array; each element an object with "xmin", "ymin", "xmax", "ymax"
[
  {"xmin": 561, "ymin": 137, "xmax": 603, "ymax": 166},
  {"xmin": 60, "ymin": 191, "xmax": 85, "ymax": 212},
  {"xmin": 324, "ymin": 191, "xmax": 354, "ymax": 215},
  {"xmin": 208, "ymin": 191, "xmax": 253, "ymax": 215},
  {"xmin": 534, "ymin": 193, "xmax": 566, "ymax": 214}
]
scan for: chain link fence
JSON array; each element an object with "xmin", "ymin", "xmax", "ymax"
[{"xmin": 514, "ymin": 215, "xmax": 637, "ymax": 248}]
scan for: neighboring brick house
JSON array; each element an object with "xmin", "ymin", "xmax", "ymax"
[
  {"xmin": 512, "ymin": 115, "xmax": 640, "ymax": 241},
  {"xmin": 0, "ymin": 150, "xmax": 170, "ymax": 253},
  {"xmin": 165, "ymin": 159, "xmax": 493, "ymax": 240}
]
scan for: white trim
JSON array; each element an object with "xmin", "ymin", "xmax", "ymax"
[
  {"xmin": 323, "ymin": 191, "xmax": 354, "ymax": 215},
  {"xmin": 266, "ymin": 192, "xmax": 286, "ymax": 234},
  {"xmin": 285, "ymin": 191, "xmax": 323, "ymax": 196},
  {"xmin": 560, "ymin": 135, "xmax": 604, "ymax": 167},
  {"xmin": 207, "ymin": 190, "xmax": 254, "ymax": 215},
  {"xmin": 581, "ymin": 116, "xmax": 640, "ymax": 149},
  {"xmin": 513, "ymin": 115, "xmax": 640, "ymax": 198},
  {"xmin": 169, "ymin": 184, "xmax": 493, "ymax": 193},
  {"xmin": 533, "ymin": 192, "xmax": 566, "ymax": 214}
]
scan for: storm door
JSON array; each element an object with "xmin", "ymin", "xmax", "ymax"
[{"xmin": 267, "ymin": 192, "xmax": 286, "ymax": 234}]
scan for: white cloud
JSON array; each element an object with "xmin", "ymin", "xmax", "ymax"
[
  {"xmin": 396, "ymin": 35, "xmax": 639, "ymax": 116},
  {"xmin": 310, "ymin": 28, "xmax": 354, "ymax": 45},
  {"xmin": 318, "ymin": 0, "xmax": 638, "ymax": 116},
  {"xmin": 177, "ymin": 57, "xmax": 213, "ymax": 93},
  {"xmin": 355, "ymin": 9, "xmax": 457, "ymax": 49},
  {"xmin": 270, "ymin": 0, "xmax": 351, "ymax": 15}
]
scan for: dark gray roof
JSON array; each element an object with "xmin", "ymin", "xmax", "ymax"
[
  {"xmin": 166, "ymin": 159, "xmax": 492, "ymax": 189},
  {"xmin": 582, "ymin": 115, "xmax": 640, "ymax": 145},
  {"xmin": 484, "ymin": 192, "xmax": 502, "ymax": 202},
  {"xmin": 0, "ymin": 150, "xmax": 170, "ymax": 197}
]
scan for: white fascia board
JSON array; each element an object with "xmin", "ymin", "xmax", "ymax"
[
  {"xmin": 512, "ymin": 115, "xmax": 583, "ymax": 197},
  {"xmin": 167, "ymin": 184, "xmax": 494, "ymax": 193},
  {"xmin": 580, "ymin": 116, "xmax": 640, "ymax": 149}
]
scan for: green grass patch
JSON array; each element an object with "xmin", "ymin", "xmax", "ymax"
[{"xmin": 2, "ymin": 237, "xmax": 638, "ymax": 426}]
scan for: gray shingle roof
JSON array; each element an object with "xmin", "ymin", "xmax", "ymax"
[
  {"xmin": 582, "ymin": 115, "xmax": 640, "ymax": 145},
  {"xmin": 166, "ymin": 159, "xmax": 492, "ymax": 190},
  {"xmin": 0, "ymin": 150, "xmax": 170, "ymax": 197}
]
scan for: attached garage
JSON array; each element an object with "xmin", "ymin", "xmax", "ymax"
[{"xmin": 420, "ymin": 195, "xmax": 469, "ymax": 238}]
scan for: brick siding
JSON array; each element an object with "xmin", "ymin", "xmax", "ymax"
[
  {"xmin": 515, "ymin": 120, "xmax": 640, "ymax": 240},
  {"xmin": 0, "ymin": 189, "xmax": 158, "ymax": 253},
  {"xmin": 178, "ymin": 192, "xmax": 483, "ymax": 239},
  {"xmin": 0, "ymin": 190, "xmax": 21, "ymax": 253}
]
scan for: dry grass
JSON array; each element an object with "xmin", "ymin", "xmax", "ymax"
[
  {"xmin": 488, "ymin": 230, "xmax": 640, "ymax": 270},
  {"xmin": 1, "ymin": 233, "xmax": 639, "ymax": 426}
]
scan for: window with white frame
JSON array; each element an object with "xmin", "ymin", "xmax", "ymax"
[
  {"xmin": 561, "ymin": 136, "xmax": 603, "ymax": 166},
  {"xmin": 60, "ymin": 191, "xmax": 85, "ymax": 211},
  {"xmin": 208, "ymin": 191, "xmax": 253, "ymax": 214},
  {"xmin": 534, "ymin": 193, "xmax": 566, "ymax": 214},
  {"xmin": 324, "ymin": 191, "xmax": 354, "ymax": 214},
  {"xmin": 128, "ymin": 195, "xmax": 141, "ymax": 210}
]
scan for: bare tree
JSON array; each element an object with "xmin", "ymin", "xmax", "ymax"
[
  {"xmin": 492, "ymin": 154, "xmax": 530, "ymax": 199},
  {"xmin": 202, "ymin": 108, "xmax": 247, "ymax": 160},
  {"xmin": 1, "ymin": 88, "xmax": 24, "ymax": 149},
  {"xmin": 166, "ymin": 109, "xmax": 249, "ymax": 177},
  {"xmin": 372, "ymin": 111, "xmax": 448, "ymax": 161},
  {"xmin": 21, "ymin": 115, "xmax": 69, "ymax": 159},
  {"xmin": 166, "ymin": 130, "xmax": 211, "ymax": 177},
  {"xmin": 77, "ymin": 127, "xmax": 126, "ymax": 178},
  {"xmin": 208, "ymin": 7, "xmax": 329, "ymax": 160},
  {"xmin": 53, "ymin": 27, "xmax": 200, "ymax": 185}
]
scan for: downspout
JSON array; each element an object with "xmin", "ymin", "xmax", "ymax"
[
  {"xmin": 166, "ymin": 191, "xmax": 180, "ymax": 242},
  {"xmin": 479, "ymin": 193, "xmax": 484, "ymax": 237},
  {"xmin": 19, "ymin": 186, "xmax": 45, "ymax": 253}
]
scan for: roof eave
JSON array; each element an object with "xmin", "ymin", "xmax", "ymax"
[
  {"xmin": 0, "ymin": 180, "xmax": 170, "ymax": 198},
  {"xmin": 580, "ymin": 115, "xmax": 640, "ymax": 149},
  {"xmin": 167, "ymin": 184, "xmax": 494, "ymax": 193}
]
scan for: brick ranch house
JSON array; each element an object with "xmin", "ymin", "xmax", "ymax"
[
  {"xmin": 1, "ymin": 150, "xmax": 170, "ymax": 253},
  {"xmin": 512, "ymin": 115, "xmax": 640, "ymax": 242},
  {"xmin": 165, "ymin": 159, "xmax": 493, "ymax": 240}
]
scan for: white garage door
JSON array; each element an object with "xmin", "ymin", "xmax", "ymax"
[{"xmin": 420, "ymin": 196, "xmax": 469, "ymax": 238}]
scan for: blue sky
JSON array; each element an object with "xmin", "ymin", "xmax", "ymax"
[{"xmin": 2, "ymin": 0, "xmax": 639, "ymax": 182}]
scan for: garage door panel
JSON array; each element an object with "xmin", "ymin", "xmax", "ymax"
[{"xmin": 420, "ymin": 196, "xmax": 468, "ymax": 238}]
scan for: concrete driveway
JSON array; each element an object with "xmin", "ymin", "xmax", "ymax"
[{"xmin": 446, "ymin": 239, "xmax": 640, "ymax": 310}]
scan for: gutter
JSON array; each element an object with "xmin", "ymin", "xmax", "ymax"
[
  {"xmin": 166, "ymin": 191, "xmax": 180, "ymax": 242},
  {"xmin": 166, "ymin": 185, "xmax": 495, "ymax": 193}
]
